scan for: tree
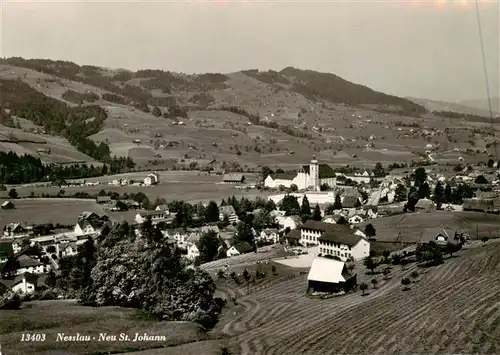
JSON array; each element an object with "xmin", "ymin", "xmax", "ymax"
[
  {"xmin": 481, "ymin": 236, "xmax": 489, "ymax": 244},
  {"xmin": 382, "ymin": 267, "xmax": 390, "ymax": 280},
  {"xmin": 320, "ymin": 183, "xmax": 330, "ymax": 191},
  {"xmin": 236, "ymin": 221, "xmax": 254, "ymax": 245},
  {"xmin": 364, "ymin": 223, "xmax": 376, "ymax": 238},
  {"xmin": 364, "ymin": 256, "xmax": 378, "ymax": 274},
  {"xmin": 199, "ymin": 231, "xmax": 220, "ymax": 264},
  {"xmin": 333, "ymin": 194, "xmax": 342, "ymax": 210},
  {"xmin": 79, "ymin": 222, "xmax": 224, "ymax": 328},
  {"xmin": 46, "ymin": 245, "xmax": 56, "ymax": 254},
  {"xmin": 401, "ymin": 277, "xmax": 411, "ymax": 291},
  {"xmin": 410, "ymin": 270, "xmax": 419, "ymax": 281},
  {"xmin": 253, "ymin": 211, "xmax": 272, "ymax": 230},
  {"xmin": 382, "ymin": 250, "xmax": 390, "ymax": 263},
  {"xmin": 312, "ymin": 204, "xmax": 322, "ymax": 221},
  {"xmin": 433, "ymin": 181, "xmax": 444, "ymax": 209},
  {"xmin": 415, "ymin": 241, "xmax": 443, "ymax": 266},
  {"xmin": 151, "ymin": 106, "xmax": 162, "ymax": 117},
  {"xmin": 204, "ymin": 201, "xmax": 220, "ymax": 223},
  {"xmin": 290, "ymin": 184, "xmax": 298, "ymax": 192},
  {"xmin": 359, "ymin": 283, "xmax": 368, "ymax": 295},
  {"xmin": 279, "ymin": 195, "xmax": 300, "ymax": 216},
  {"xmin": 394, "ymin": 184, "xmax": 407, "ymax": 202},
  {"xmin": 271, "ymin": 265, "xmax": 277, "ymax": 275},
  {"xmin": 371, "ymin": 278, "xmax": 378, "ymax": 289},
  {"xmin": 300, "ymin": 196, "xmax": 311, "ymax": 222},
  {"xmin": 46, "ymin": 270, "xmax": 57, "ymax": 288},
  {"xmin": 418, "ymin": 182, "xmax": 430, "ymax": 199},
  {"xmin": 8, "ymin": 188, "xmax": 18, "ymax": 199},
  {"xmin": 414, "ymin": 167, "xmax": 427, "ymax": 186},
  {"xmin": 444, "ymin": 184, "xmax": 452, "ymax": 203},
  {"xmin": 373, "ymin": 162, "xmax": 385, "ymax": 177},
  {"xmin": 487, "ymin": 159, "xmax": 494, "ymax": 168}
]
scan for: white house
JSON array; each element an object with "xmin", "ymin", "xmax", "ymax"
[
  {"xmin": 226, "ymin": 242, "xmax": 253, "ymax": 258},
  {"xmin": 186, "ymin": 243, "xmax": 200, "ymax": 260},
  {"xmin": 348, "ymin": 215, "xmax": 364, "ymax": 224},
  {"xmin": 15, "ymin": 255, "xmax": 46, "ymax": 275},
  {"xmin": 275, "ymin": 215, "xmax": 301, "ymax": 231},
  {"xmin": 3, "ymin": 223, "xmax": 30, "ymax": 239},
  {"xmin": 164, "ymin": 228, "xmax": 188, "ymax": 246},
  {"xmin": 135, "ymin": 210, "xmax": 169, "ymax": 224},
  {"xmin": 0, "ymin": 272, "xmax": 37, "ymax": 295},
  {"xmin": 219, "ymin": 205, "xmax": 239, "ymax": 223},
  {"xmin": 318, "ymin": 226, "xmax": 370, "ymax": 261},
  {"xmin": 144, "ymin": 172, "xmax": 159, "ymax": 186},
  {"xmin": 73, "ymin": 220, "xmax": 99, "ymax": 236},
  {"xmin": 258, "ymin": 229, "xmax": 280, "ymax": 244},
  {"xmin": 264, "ymin": 156, "xmax": 336, "ymax": 191}
]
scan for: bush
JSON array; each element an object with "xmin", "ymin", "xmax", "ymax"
[{"xmin": 0, "ymin": 292, "xmax": 22, "ymax": 309}]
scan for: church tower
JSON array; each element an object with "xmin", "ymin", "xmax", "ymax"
[{"xmin": 309, "ymin": 155, "xmax": 319, "ymax": 191}]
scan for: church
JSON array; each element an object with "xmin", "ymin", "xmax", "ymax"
[{"xmin": 264, "ymin": 156, "xmax": 337, "ymax": 191}]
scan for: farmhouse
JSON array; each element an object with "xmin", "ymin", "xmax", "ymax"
[
  {"xmin": 348, "ymin": 215, "xmax": 364, "ymax": 224},
  {"xmin": 14, "ymin": 254, "xmax": 46, "ymax": 275},
  {"xmin": 264, "ymin": 156, "xmax": 336, "ymax": 191},
  {"xmin": 307, "ymin": 257, "xmax": 357, "ymax": 293},
  {"xmin": 135, "ymin": 210, "xmax": 170, "ymax": 225},
  {"xmin": 226, "ymin": 242, "xmax": 253, "ymax": 257},
  {"xmin": 258, "ymin": 229, "xmax": 279, "ymax": 244},
  {"xmin": 222, "ymin": 174, "xmax": 245, "ymax": 184},
  {"xmin": 284, "ymin": 229, "xmax": 301, "ymax": 245},
  {"xmin": 0, "ymin": 272, "xmax": 38, "ymax": 295},
  {"xmin": 1, "ymin": 200, "xmax": 15, "ymax": 209},
  {"xmin": 155, "ymin": 204, "xmax": 170, "ymax": 214},
  {"xmin": 219, "ymin": 205, "xmax": 239, "ymax": 223},
  {"xmin": 275, "ymin": 215, "xmax": 301, "ymax": 231},
  {"xmin": 415, "ymin": 198, "xmax": 436, "ymax": 213},
  {"xmin": 74, "ymin": 219, "xmax": 100, "ymax": 236},
  {"xmin": 341, "ymin": 196, "xmax": 361, "ymax": 209},
  {"xmin": 144, "ymin": 172, "xmax": 159, "ymax": 186},
  {"xmin": 3, "ymin": 223, "xmax": 30, "ymax": 239},
  {"xmin": 96, "ymin": 196, "xmax": 112, "ymax": 204}
]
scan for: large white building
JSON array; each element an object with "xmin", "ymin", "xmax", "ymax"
[
  {"xmin": 299, "ymin": 220, "xmax": 370, "ymax": 261},
  {"xmin": 264, "ymin": 156, "xmax": 336, "ymax": 191}
]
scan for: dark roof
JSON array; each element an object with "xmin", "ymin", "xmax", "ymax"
[
  {"xmin": 342, "ymin": 196, "xmax": 360, "ymax": 208},
  {"xmin": 222, "ymin": 174, "xmax": 244, "ymax": 182},
  {"xmin": 285, "ymin": 229, "xmax": 301, "ymax": 240},
  {"xmin": 301, "ymin": 220, "xmax": 331, "ymax": 232},
  {"xmin": 233, "ymin": 241, "xmax": 253, "ymax": 253},
  {"xmin": 272, "ymin": 172, "xmax": 297, "ymax": 180},
  {"xmin": 318, "ymin": 225, "xmax": 363, "ymax": 247},
  {"xmin": 0, "ymin": 272, "xmax": 38, "ymax": 288},
  {"xmin": 299, "ymin": 164, "xmax": 335, "ymax": 179},
  {"xmin": 17, "ymin": 254, "xmax": 43, "ymax": 268},
  {"xmin": 0, "ymin": 242, "xmax": 14, "ymax": 259}
]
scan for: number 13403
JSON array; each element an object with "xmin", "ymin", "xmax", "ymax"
[{"xmin": 21, "ymin": 333, "xmax": 46, "ymax": 342}]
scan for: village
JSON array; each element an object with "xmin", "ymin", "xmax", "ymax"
[{"xmin": 1, "ymin": 155, "xmax": 499, "ymax": 297}]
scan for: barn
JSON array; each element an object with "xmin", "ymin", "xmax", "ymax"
[
  {"xmin": 307, "ymin": 257, "xmax": 357, "ymax": 294},
  {"xmin": 222, "ymin": 174, "xmax": 245, "ymax": 184}
]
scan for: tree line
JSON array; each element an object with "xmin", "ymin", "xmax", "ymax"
[{"xmin": 0, "ymin": 151, "xmax": 135, "ymax": 184}]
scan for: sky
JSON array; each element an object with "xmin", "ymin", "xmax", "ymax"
[{"xmin": 1, "ymin": 0, "xmax": 499, "ymax": 103}]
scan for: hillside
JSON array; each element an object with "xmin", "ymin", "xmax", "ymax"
[
  {"xmin": 0, "ymin": 57, "xmax": 497, "ymax": 171},
  {"xmin": 460, "ymin": 97, "xmax": 500, "ymax": 115},
  {"xmin": 407, "ymin": 96, "xmax": 500, "ymax": 117}
]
